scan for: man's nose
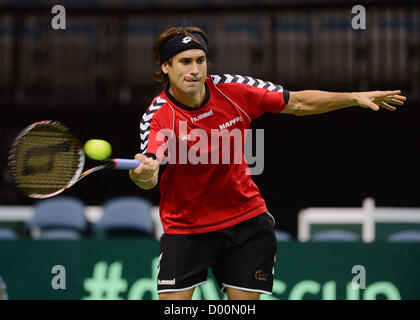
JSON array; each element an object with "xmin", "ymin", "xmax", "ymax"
[{"xmin": 190, "ymin": 62, "xmax": 199, "ymax": 74}]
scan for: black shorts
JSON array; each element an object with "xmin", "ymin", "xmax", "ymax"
[{"xmin": 157, "ymin": 212, "xmax": 277, "ymax": 295}]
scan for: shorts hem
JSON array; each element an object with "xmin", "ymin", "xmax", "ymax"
[
  {"xmin": 157, "ymin": 281, "xmax": 207, "ymax": 294},
  {"xmin": 221, "ymin": 283, "xmax": 272, "ymax": 295}
]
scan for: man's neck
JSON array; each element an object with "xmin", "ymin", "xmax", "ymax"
[{"xmin": 169, "ymin": 84, "xmax": 206, "ymax": 109}]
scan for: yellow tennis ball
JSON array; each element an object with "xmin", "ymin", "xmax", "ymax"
[{"xmin": 83, "ymin": 139, "xmax": 112, "ymax": 161}]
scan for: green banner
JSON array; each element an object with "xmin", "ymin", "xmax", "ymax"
[{"xmin": 0, "ymin": 239, "xmax": 419, "ymax": 300}]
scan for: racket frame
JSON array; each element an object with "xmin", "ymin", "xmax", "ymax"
[{"xmin": 8, "ymin": 121, "xmax": 140, "ymax": 199}]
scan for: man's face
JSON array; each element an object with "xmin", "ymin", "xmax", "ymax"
[{"xmin": 162, "ymin": 49, "xmax": 207, "ymax": 96}]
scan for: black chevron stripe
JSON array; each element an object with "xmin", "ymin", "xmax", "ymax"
[
  {"xmin": 145, "ymin": 103, "xmax": 164, "ymax": 116},
  {"xmin": 139, "ymin": 117, "xmax": 149, "ymax": 126},
  {"xmin": 140, "ymin": 140, "xmax": 149, "ymax": 149},
  {"xmin": 139, "ymin": 118, "xmax": 150, "ymax": 134},
  {"xmin": 249, "ymin": 77, "xmax": 259, "ymax": 87},
  {"xmin": 139, "ymin": 124, "xmax": 149, "ymax": 136},
  {"xmin": 219, "ymin": 74, "xmax": 227, "ymax": 83},
  {"xmin": 140, "ymin": 130, "xmax": 150, "ymax": 139},
  {"xmin": 243, "ymin": 77, "xmax": 252, "ymax": 85},
  {"xmin": 251, "ymin": 78, "xmax": 261, "ymax": 88},
  {"xmin": 237, "ymin": 75, "xmax": 246, "ymax": 84},
  {"xmin": 144, "ymin": 98, "xmax": 165, "ymax": 115},
  {"xmin": 140, "ymin": 118, "xmax": 151, "ymax": 129},
  {"xmin": 145, "ymin": 109, "xmax": 156, "ymax": 117},
  {"xmin": 263, "ymin": 81, "xmax": 271, "ymax": 89},
  {"xmin": 143, "ymin": 109, "xmax": 160, "ymax": 122}
]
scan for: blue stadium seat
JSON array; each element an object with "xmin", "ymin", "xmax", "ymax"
[
  {"xmin": 388, "ymin": 230, "xmax": 420, "ymax": 243},
  {"xmin": 27, "ymin": 196, "xmax": 87, "ymax": 239},
  {"xmin": 39, "ymin": 229, "xmax": 82, "ymax": 240},
  {"xmin": 275, "ymin": 229, "xmax": 292, "ymax": 242},
  {"xmin": 311, "ymin": 229, "xmax": 359, "ymax": 242},
  {"xmin": 0, "ymin": 228, "xmax": 18, "ymax": 240},
  {"xmin": 94, "ymin": 196, "xmax": 153, "ymax": 236}
]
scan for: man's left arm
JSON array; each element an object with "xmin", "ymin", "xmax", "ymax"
[{"xmin": 282, "ymin": 90, "xmax": 407, "ymax": 115}]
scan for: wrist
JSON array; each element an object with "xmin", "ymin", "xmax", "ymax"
[
  {"xmin": 129, "ymin": 171, "xmax": 151, "ymax": 183},
  {"xmin": 349, "ymin": 92, "xmax": 361, "ymax": 106}
]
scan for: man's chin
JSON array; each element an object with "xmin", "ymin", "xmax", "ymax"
[{"xmin": 183, "ymin": 84, "xmax": 202, "ymax": 94}]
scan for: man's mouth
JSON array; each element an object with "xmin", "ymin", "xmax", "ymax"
[{"xmin": 185, "ymin": 78, "xmax": 200, "ymax": 83}]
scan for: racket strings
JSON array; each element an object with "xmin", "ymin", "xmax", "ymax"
[{"xmin": 10, "ymin": 124, "xmax": 84, "ymax": 197}]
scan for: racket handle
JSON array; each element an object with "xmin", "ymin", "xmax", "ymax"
[{"xmin": 109, "ymin": 158, "xmax": 141, "ymax": 170}]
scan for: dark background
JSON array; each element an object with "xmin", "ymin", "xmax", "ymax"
[{"xmin": 1, "ymin": 0, "xmax": 419, "ymax": 237}]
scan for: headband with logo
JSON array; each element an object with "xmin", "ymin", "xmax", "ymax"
[{"xmin": 160, "ymin": 33, "xmax": 207, "ymax": 63}]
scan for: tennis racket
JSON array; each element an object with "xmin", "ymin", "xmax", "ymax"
[{"xmin": 8, "ymin": 120, "xmax": 140, "ymax": 199}]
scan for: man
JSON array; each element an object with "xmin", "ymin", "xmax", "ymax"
[{"xmin": 129, "ymin": 26, "xmax": 406, "ymax": 300}]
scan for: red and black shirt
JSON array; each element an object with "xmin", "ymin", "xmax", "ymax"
[{"xmin": 139, "ymin": 74, "xmax": 289, "ymax": 234}]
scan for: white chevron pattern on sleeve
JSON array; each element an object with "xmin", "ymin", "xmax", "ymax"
[
  {"xmin": 140, "ymin": 121, "xmax": 150, "ymax": 131},
  {"xmin": 211, "ymin": 74, "xmax": 283, "ymax": 92},
  {"xmin": 139, "ymin": 97, "xmax": 167, "ymax": 154},
  {"xmin": 142, "ymin": 112, "xmax": 154, "ymax": 122},
  {"xmin": 140, "ymin": 131, "xmax": 149, "ymax": 141}
]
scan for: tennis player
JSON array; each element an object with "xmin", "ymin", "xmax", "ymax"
[{"xmin": 129, "ymin": 26, "xmax": 406, "ymax": 300}]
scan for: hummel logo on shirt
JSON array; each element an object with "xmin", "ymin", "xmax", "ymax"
[{"xmin": 191, "ymin": 109, "xmax": 213, "ymax": 123}]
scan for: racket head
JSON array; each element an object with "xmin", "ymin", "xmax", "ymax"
[{"xmin": 8, "ymin": 120, "xmax": 85, "ymax": 199}]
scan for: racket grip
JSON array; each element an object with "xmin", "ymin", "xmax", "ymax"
[{"xmin": 110, "ymin": 158, "xmax": 141, "ymax": 170}]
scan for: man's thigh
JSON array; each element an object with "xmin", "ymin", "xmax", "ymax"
[
  {"xmin": 212, "ymin": 213, "xmax": 277, "ymax": 295},
  {"xmin": 157, "ymin": 232, "xmax": 218, "ymax": 295}
]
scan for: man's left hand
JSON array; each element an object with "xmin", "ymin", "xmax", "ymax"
[{"xmin": 354, "ymin": 90, "xmax": 407, "ymax": 111}]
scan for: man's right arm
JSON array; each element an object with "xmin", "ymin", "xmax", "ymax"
[
  {"xmin": 129, "ymin": 153, "xmax": 160, "ymax": 190},
  {"xmin": 133, "ymin": 97, "xmax": 171, "ymax": 190}
]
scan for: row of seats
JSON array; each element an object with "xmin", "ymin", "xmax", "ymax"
[
  {"xmin": 2, "ymin": 224, "xmax": 418, "ymax": 242},
  {"xmin": 1, "ymin": 225, "xmax": 419, "ymax": 242},
  {"xmin": 309, "ymin": 229, "xmax": 420, "ymax": 243},
  {"xmin": 0, "ymin": 195, "xmax": 295, "ymax": 241},
  {"xmin": 0, "ymin": 196, "xmax": 154, "ymax": 240},
  {"xmin": 1, "ymin": 197, "xmax": 419, "ymax": 242},
  {"xmin": 2, "ymin": 9, "xmax": 418, "ymax": 88},
  {"xmin": 0, "ymin": 196, "xmax": 292, "ymax": 241}
]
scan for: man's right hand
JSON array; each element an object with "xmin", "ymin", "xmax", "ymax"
[{"xmin": 129, "ymin": 153, "xmax": 160, "ymax": 190}]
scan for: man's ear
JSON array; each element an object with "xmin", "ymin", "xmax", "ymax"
[{"xmin": 161, "ymin": 63, "xmax": 169, "ymax": 75}]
